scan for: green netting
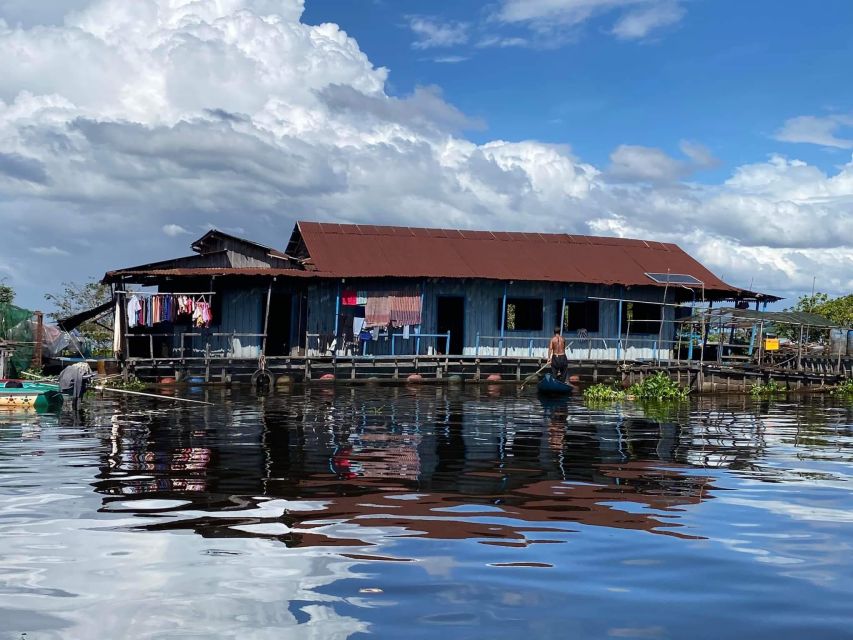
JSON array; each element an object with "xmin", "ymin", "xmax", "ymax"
[{"xmin": 0, "ymin": 303, "xmax": 35, "ymax": 376}]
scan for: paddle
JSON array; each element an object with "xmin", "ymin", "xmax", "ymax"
[
  {"xmin": 520, "ymin": 363, "xmax": 550, "ymax": 390},
  {"xmin": 93, "ymin": 385, "xmax": 214, "ymax": 406}
]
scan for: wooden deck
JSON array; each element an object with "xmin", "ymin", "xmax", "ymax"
[{"xmin": 120, "ymin": 352, "xmax": 853, "ymax": 393}]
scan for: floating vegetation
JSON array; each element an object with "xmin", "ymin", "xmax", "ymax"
[
  {"xmin": 101, "ymin": 376, "xmax": 147, "ymax": 392},
  {"xmin": 583, "ymin": 383, "xmax": 626, "ymax": 401},
  {"xmin": 830, "ymin": 378, "xmax": 853, "ymax": 397},
  {"xmin": 583, "ymin": 372, "xmax": 689, "ymax": 403},
  {"xmin": 627, "ymin": 372, "xmax": 689, "ymax": 401},
  {"xmin": 749, "ymin": 379, "xmax": 784, "ymax": 397}
]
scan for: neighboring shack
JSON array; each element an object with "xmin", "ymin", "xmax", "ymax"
[{"xmin": 102, "ymin": 221, "xmax": 775, "ymax": 372}]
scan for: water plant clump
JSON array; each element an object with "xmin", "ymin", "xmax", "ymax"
[
  {"xmin": 830, "ymin": 378, "xmax": 853, "ymax": 397},
  {"xmin": 749, "ymin": 379, "xmax": 784, "ymax": 397},
  {"xmin": 627, "ymin": 372, "xmax": 689, "ymax": 401},
  {"xmin": 101, "ymin": 376, "xmax": 147, "ymax": 392},
  {"xmin": 583, "ymin": 383, "xmax": 627, "ymax": 401}
]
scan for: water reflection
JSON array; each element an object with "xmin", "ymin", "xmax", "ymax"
[
  {"xmin": 3, "ymin": 388, "xmax": 853, "ymax": 639},
  {"xmin": 84, "ymin": 388, "xmax": 823, "ymax": 548}
]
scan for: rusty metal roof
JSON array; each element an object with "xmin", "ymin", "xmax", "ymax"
[
  {"xmin": 296, "ymin": 221, "xmax": 743, "ymax": 293},
  {"xmin": 106, "ymin": 268, "xmax": 315, "ymax": 279}
]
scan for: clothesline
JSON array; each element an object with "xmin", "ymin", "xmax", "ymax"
[{"xmin": 116, "ymin": 290, "xmax": 217, "ymax": 297}]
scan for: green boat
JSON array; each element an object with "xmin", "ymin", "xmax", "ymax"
[{"xmin": 0, "ymin": 380, "xmax": 64, "ymax": 412}]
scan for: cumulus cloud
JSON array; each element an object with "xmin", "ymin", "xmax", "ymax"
[
  {"xmin": 0, "ymin": 0, "xmax": 850, "ymax": 308},
  {"xmin": 492, "ymin": 0, "xmax": 686, "ymax": 44},
  {"xmin": 607, "ymin": 141, "xmax": 717, "ymax": 183},
  {"xmin": 774, "ymin": 114, "xmax": 853, "ymax": 149}
]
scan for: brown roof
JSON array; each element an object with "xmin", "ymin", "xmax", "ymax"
[
  {"xmin": 295, "ymin": 221, "xmax": 741, "ymax": 292},
  {"xmin": 105, "ymin": 267, "xmax": 314, "ymax": 279}
]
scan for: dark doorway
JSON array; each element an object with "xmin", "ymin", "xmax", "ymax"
[
  {"xmin": 436, "ymin": 296, "xmax": 465, "ymax": 354},
  {"xmin": 265, "ymin": 292, "xmax": 292, "ymax": 356}
]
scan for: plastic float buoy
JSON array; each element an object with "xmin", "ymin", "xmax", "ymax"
[
  {"xmin": 275, "ymin": 375, "xmax": 293, "ymax": 388},
  {"xmin": 407, "ymin": 374, "xmax": 423, "ymax": 383},
  {"xmin": 486, "ymin": 374, "xmax": 502, "ymax": 382},
  {"xmin": 159, "ymin": 377, "xmax": 176, "ymax": 384},
  {"xmin": 250, "ymin": 369, "xmax": 274, "ymax": 390},
  {"xmin": 319, "ymin": 373, "xmax": 336, "ymax": 381}
]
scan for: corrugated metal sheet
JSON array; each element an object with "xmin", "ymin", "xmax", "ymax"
[
  {"xmin": 106, "ymin": 268, "xmax": 313, "ymax": 279},
  {"xmin": 296, "ymin": 222, "xmax": 741, "ymax": 292}
]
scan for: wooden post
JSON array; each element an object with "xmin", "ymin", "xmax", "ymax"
[
  {"xmin": 796, "ymin": 324, "xmax": 805, "ymax": 371},
  {"xmin": 31, "ymin": 311, "xmax": 44, "ymax": 370},
  {"xmin": 500, "ymin": 282, "xmax": 508, "ymax": 354},
  {"xmin": 757, "ymin": 321, "xmax": 764, "ymax": 366}
]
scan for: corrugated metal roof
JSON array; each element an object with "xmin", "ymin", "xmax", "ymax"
[
  {"xmin": 107, "ymin": 268, "xmax": 315, "ymax": 279},
  {"xmin": 296, "ymin": 221, "xmax": 741, "ymax": 292},
  {"xmin": 691, "ymin": 308, "xmax": 842, "ymax": 328}
]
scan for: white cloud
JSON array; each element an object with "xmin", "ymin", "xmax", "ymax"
[
  {"xmin": 407, "ymin": 16, "xmax": 468, "ymax": 49},
  {"xmin": 30, "ymin": 246, "xmax": 69, "ymax": 256},
  {"xmin": 492, "ymin": 0, "xmax": 686, "ymax": 44},
  {"xmin": 0, "ymin": 0, "xmax": 850, "ymax": 309},
  {"xmin": 611, "ymin": 0, "xmax": 684, "ymax": 39},
  {"xmin": 774, "ymin": 114, "xmax": 853, "ymax": 149},
  {"xmin": 432, "ymin": 55, "xmax": 469, "ymax": 64},
  {"xmin": 162, "ymin": 224, "xmax": 190, "ymax": 237},
  {"xmin": 607, "ymin": 141, "xmax": 717, "ymax": 182}
]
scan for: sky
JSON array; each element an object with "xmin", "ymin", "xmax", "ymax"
[{"xmin": 0, "ymin": 0, "xmax": 851, "ymax": 310}]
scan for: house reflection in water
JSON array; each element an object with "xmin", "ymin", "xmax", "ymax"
[{"xmin": 92, "ymin": 389, "xmax": 771, "ymax": 548}]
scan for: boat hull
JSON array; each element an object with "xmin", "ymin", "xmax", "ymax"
[
  {"xmin": 0, "ymin": 381, "xmax": 64, "ymax": 411},
  {"xmin": 537, "ymin": 373, "xmax": 577, "ymax": 396}
]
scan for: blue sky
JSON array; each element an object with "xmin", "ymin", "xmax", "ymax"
[
  {"xmin": 0, "ymin": 0, "xmax": 851, "ymax": 309},
  {"xmin": 305, "ymin": 0, "xmax": 853, "ymax": 176}
]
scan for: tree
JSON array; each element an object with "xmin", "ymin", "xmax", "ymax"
[
  {"xmin": 0, "ymin": 279, "xmax": 13, "ymax": 306},
  {"xmin": 44, "ymin": 280, "xmax": 113, "ymax": 346},
  {"xmin": 784, "ymin": 292, "xmax": 853, "ymax": 342}
]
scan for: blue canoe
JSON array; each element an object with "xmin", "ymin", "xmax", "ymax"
[{"xmin": 537, "ymin": 373, "xmax": 577, "ymax": 396}]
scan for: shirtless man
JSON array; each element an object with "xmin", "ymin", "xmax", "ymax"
[{"xmin": 548, "ymin": 327, "xmax": 568, "ymax": 382}]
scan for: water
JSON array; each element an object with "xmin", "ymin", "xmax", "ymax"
[{"xmin": 1, "ymin": 386, "xmax": 852, "ymax": 640}]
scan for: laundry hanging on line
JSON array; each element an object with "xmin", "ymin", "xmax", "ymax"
[{"xmin": 125, "ymin": 293, "xmax": 213, "ymax": 328}]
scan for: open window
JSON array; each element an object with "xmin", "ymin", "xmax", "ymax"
[
  {"xmin": 498, "ymin": 297, "xmax": 543, "ymax": 332},
  {"xmin": 622, "ymin": 302, "xmax": 661, "ymax": 334},
  {"xmin": 556, "ymin": 300, "xmax": 600, "ymax": 333}
]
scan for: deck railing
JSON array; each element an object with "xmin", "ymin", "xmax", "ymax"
[
  {"xmin": 124, "ymin": 331, "xmax": 265, "ymax": 360},
  {"xmin": 305, "ymin": 330, "xmax": 451, "ymax": 357}
]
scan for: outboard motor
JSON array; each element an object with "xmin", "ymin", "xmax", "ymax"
[{"xmin": 58, "ymin": 362, "xmax": 94, "ymax": 409}]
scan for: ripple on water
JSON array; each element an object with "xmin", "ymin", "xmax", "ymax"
[{"xmin": 0, "ymin": 389, "xmax": 851, "ymax": 639}]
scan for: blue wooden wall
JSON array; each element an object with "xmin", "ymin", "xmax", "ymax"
[{"xmin": 305, "ymin": 278, "xmax": 681, "ymax": 359}]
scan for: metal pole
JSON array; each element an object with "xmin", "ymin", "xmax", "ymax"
[
  {"xmin": 333, "ymin": 281, "xmax": 341, "ymax": 342},
  {"xmin": 560, "ymin": 297, "xmax": 566, "ymax": 335},
  {"xmin": 500, "ymin": 282, "xmax": 508, "ymax": 354},
  {"xmin": 757, "ymin": 321, "xmax": 764, "ymax": 366},
  {"xmin": 262, "ymin": 278, "xmax": 273, "ymax": 355},
  {"xmin": 616, "ymin": 298, "xmax": 623, "ymax": 361}
]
